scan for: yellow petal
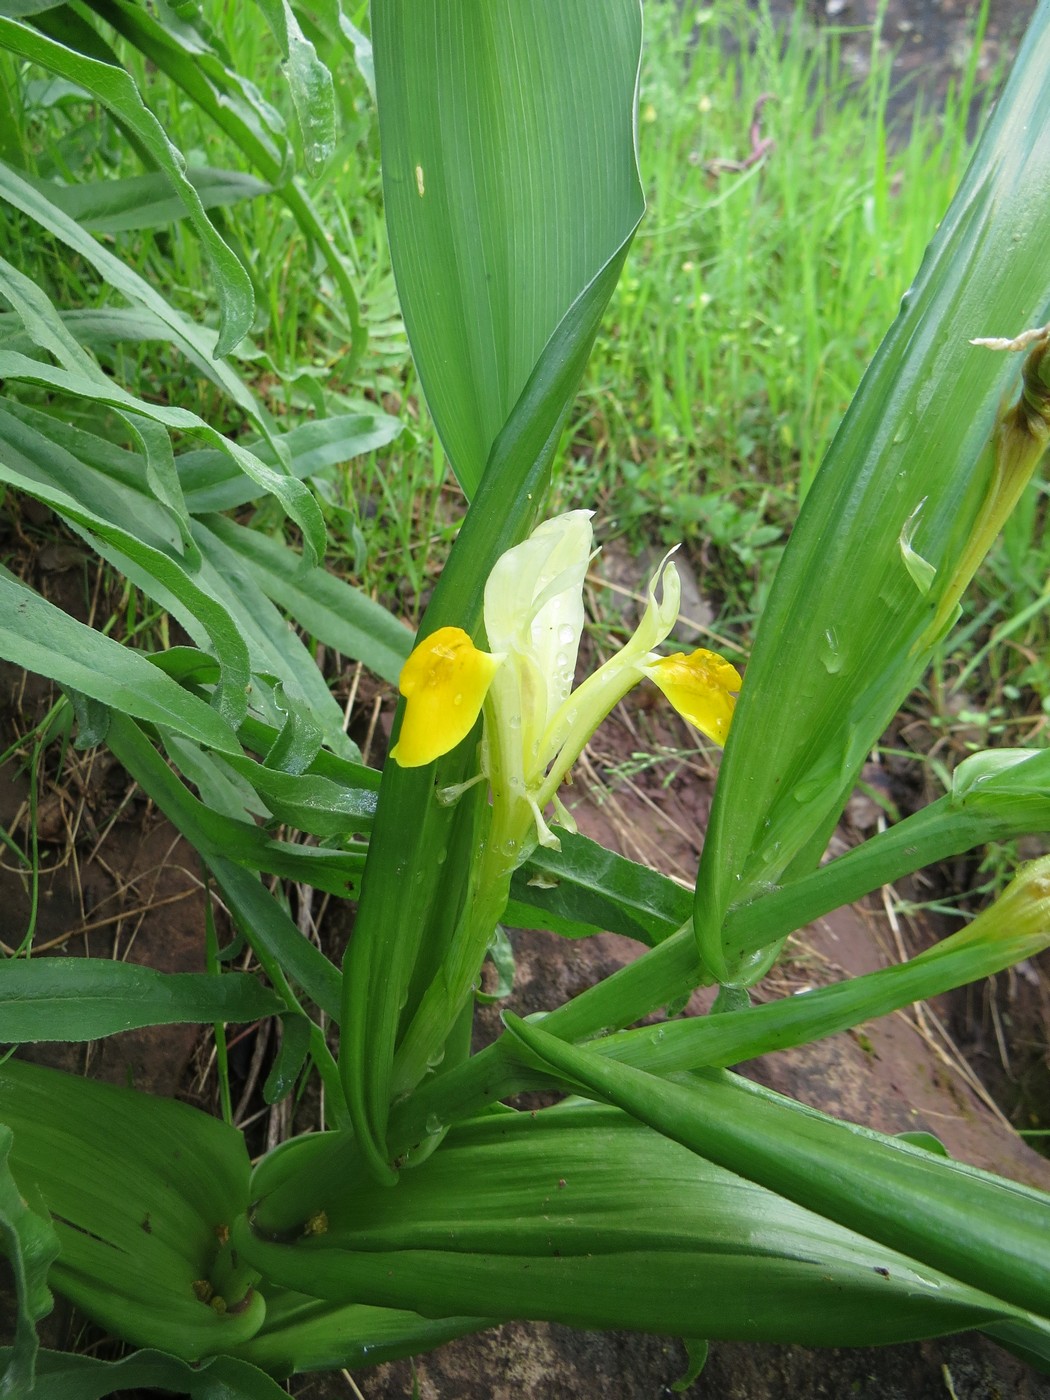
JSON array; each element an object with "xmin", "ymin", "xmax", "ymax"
[
  {"xmin": 390, "ymin": 626, "xmax": 501, "ymax": 767},
  {"xmin": 643, "ymin": 649, "xmax": 742, "ymax": 747}
]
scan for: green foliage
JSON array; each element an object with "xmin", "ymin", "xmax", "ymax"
[{"xmin": 1, "ymin": 0, "xmax": 1050, "ymax": 1395}]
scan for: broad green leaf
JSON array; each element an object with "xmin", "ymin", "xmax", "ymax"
[
  {"xmin": 374, "ymin": 0, "xmax": 644, "ymax": 497},
  {"xmin": 0, "ymin": 1125, "xmax": 59, "ymax": 1399},
  {"xmin": 0, "ymin": 1059, "xmax": 264, "ymax": 1357},
  {"xmin": 695, "ymin": 4, "xmax": 1050, "ymax": 982},
  {"xmin": 235, "ymin": 1105, "xmax": 1020, "ymax": 1346},
  {"xmin": 0, "ymin": 15, "xmax": 253, "ymax": 355},
  {"xmin": 0, "ymin": 1348, "xmax": 290, "ymax": 1400},
  {"xmin": 343, "ymin": 0, "xmax": 645, "ymax": 1182},
  {"xmin": 506, "ymin": 1017, "xmax": 1050, "ymax": 1321},
  {"xmin": 0, "ymin": 570, "xmax": 241, "ymax": 754},
  {"xmin": 0, "ymin": 959, "xmax": 283, "ymax": 1043}
]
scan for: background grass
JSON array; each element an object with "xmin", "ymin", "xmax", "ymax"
[{"xmin": 4, "ymin": 0, "xmax": 1045, "ymax": 738}]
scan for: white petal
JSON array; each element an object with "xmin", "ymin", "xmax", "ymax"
[{"xmin": 484, "ymin": 511, "xmax": 593, "ymax": 750}]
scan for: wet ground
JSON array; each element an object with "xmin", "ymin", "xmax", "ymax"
[{"xmin": 764, "ymin": 0, "xmax": 1038, "ymax": 125}]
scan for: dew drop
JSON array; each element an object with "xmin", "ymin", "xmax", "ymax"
[
  {"xmin": 424, "ymin": 1113, "xmax": 443, "ymax": 1135},
  {"xmin": 818, "ymin": 626, "xmax": 843, "ymax": 675},
  {"xmin": 558, "ymin": 623, "xmax": 576, "ymax": 647}
]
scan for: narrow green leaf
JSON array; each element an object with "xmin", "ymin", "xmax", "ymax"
[
  {"xmin": 190, "ymin": 523, "xmax": 360, "ymax": 756},
  {"xmin": 0, "ymin": 426, "xmax": 251, "ymax": 730},
  {"xmin": 105, "ymin": 715, "xmax": 344, "ymax": 1020},
  {"xmin": 0, "ymin": 255, "xmax": 194, "ymax": 543},
  {"xmin": 511, "ymin": 829, "xmax": 690, "ymax": 945},
  {"xmin": 0, "ymin": 15, "xmax": 254, "ymax": 354},
  {"xmin": 252, "ymin": 0, "xmax": 336, "ymax": 175},
  {"xmin": 232, "ymin": 1294, "xmax": 482, "ymax": 1379},
  {"xmin": 0, "ymin": 402, "xmax": 353, "ymax": 753},
  {"xmin": 179, "ymin": 412, "xmax": 401, "ymax": 514},
  {"xmin": 263, "ymin": 1013, "xmax": 312, "ymax": 1104},
  {"xmin": 0, "ymin": 345, "xmax": 324, "ymax": 564},
  {"xmin": 0, "ymin": 959, "xmax": 283, "ymax": 1043},
  {"xmin": 388, "ymin": 856, "xmax": 1050, "ymax": 1160},
  {"xmin": 0, "ymin": 160, "xmax": 325, "ymax": 560},
  {"xmin": 0, "ymin": 570, "xmax": 242, "ymax": 754},
  {"xmin": 200, "ymin": 513, "xmax": 412, "ymax": 686},
  {"xmin": 21, "ymin": 166, "xmax": 271, "ymax": 234},
  {"xmin": 85, "ymin": 0, "xmax": 365, "ymax": 369},
  {"xmin": 303, "ymin": 0, "xmax": 376, "ymax": 102},
  {"xmin": 589, "ymin": 885, "xmax": 1050, "ymax": 1076}
]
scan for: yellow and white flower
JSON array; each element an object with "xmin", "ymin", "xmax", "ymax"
[{"xmin": 391, "ymin": 511, "xmax": 741, "ymax": 853}]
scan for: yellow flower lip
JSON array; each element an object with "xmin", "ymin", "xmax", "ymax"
[
  {"xmin": 390, "ymin": 626, "xmax": 502, "ymax": 768},
  {"xmin": 389, "ymin": 516, "xmax": 743, "ymax": 788},
  {"xmin": 642, "ymin": 648, "xmax": 742, "ymax": 746}
]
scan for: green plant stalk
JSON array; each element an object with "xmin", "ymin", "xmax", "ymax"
[
  {"xmin": 339, "ymin": 0, "xmax": 645, "ymax": 1183},
  {"xmin": 247, "ymin": 827, "xmax": 1050, "ymax": 1239},
  {"xmin": 387, "ymin": 824, "xmax": 518, "ymax": 1104},
  {"xmin": 510, "ymin": 753, "xmax": 1050, "ymax": 1048}
]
